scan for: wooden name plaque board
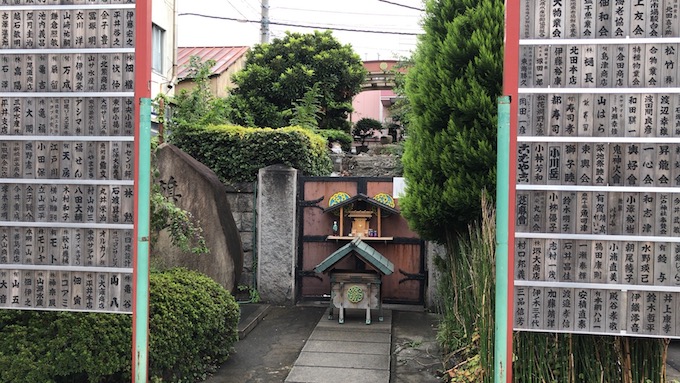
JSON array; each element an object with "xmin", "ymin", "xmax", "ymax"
[
  {"xmin": 511, "ymin": 0, "xmax": 680, "ymax": 338},
  {"xmin": 0, "ymin": 0, "xmax": 136, "ymax": 313}
]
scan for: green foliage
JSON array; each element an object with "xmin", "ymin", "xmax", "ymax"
[
  {"xmin": 149, "ymin": 186, "xmax": 209, "ymax": 255},
  {"xmin": 353, "ymin": 118, "xmax": 382, "ymax": 146},
  {"xmin": 513, "ymin": 333, "xmax": 666, "ymax": 383},
  {"xmin": 169, "ymin": 56, "xmax": 231, "ymax": 130},
  {"xmin": 0, "ymin": 269, "xmax": 239, "ymax": 383},
  {"xmin": 288, "ymin": 83, "xmax": 324, "ymax": 129},
  {"xmin": 170, "ymin": 124, "xmax": 332, "ymax": 183},
  {"xmin": 0, "ymin": 310, "xmax": 132, "ymax": 383},
  {"xmin": 313, "ymin": 128, "xmax": 354, "ymax": 152},
  {"xmin": 400, "ymin": 0, "xmax": 504, "ymax": 241},
  {"xmin": 225, "ymin": 31, "xmax": 367, "ymax": 131},
  {"xmin": 372, "ymin": 143, "xmax": 403, "ymax": 156},
  {"xmin": 388, "ymin": 59, "xmax": 413, "ymax": 134},
  {"xmin": 237, "ymin": 284, "xmax": 261, "ymax": 303},
  {"xmin": 149, "ymin": 137, "xmax": 208, "ymax": 256},
  {"xmin": 148, "ymin": 268, "xmax": 239, "ymax": 382},
  {"xmin": 437, "ymin": 194, "xmax": 495, "ymax": 383}
]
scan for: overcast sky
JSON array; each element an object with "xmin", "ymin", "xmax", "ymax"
[{"xmin": 176, "ymin": 0, "xmax": 425, "ymax": 61}]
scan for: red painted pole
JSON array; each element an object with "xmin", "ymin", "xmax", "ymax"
[
  {"xmin": 132, "ymin": 0, "xmax": 152, "ymax": 381},
  {"xmin": 502, "ymin": 0, "xmax": 520, "ymax": 382}
]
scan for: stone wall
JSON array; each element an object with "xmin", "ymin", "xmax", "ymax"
[
  {"xmin": 330, "ymin": 153, "xmax": 402, "ymax": 177},
  {"xmin": 224, "ymin": 182, "xmax": 256, "ymax": 287}
]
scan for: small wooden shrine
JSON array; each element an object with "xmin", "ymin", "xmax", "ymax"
[
  {"xmin": 314, "ymin": 192, "xmax": 399, "ymax": 324},
  {"xmin": 324, "ymin": 192, "xmax": 399, "ymax": 240},
  {"xmin": 314, "ymin": 237, "xmax": 394, "ymax": 324}
]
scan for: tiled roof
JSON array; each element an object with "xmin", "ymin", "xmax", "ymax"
[
  {"xmin": 176, "ymin": 46, "xmax": 249, "ymax": 80},
  {"xmin": 314, "ymin": 237, "xmax": 394, "ymax": 275}
]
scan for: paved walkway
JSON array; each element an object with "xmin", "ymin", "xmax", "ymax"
[{"xmin": 285, "ymin": 308, "xmax": 393, "ymax": 383}]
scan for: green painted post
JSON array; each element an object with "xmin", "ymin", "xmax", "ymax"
[
  {"xmin": 494, "ymin": 96, "xmax": 511, "ymax": 383},
  {"xmin": 134, "ymin": 97, "xmax": 152, "ymax": 383}
]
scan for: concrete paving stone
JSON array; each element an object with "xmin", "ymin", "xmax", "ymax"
[
  {"xmin": 315, "ymin": 320, "xmax": 392, "ymax": 333},
  {"xmin": 237, "ymin": 304, "xmax": 270, "ymax": 339},
  {"xmin": 323, "ymin": 307, "xmax": 392, "ymax": 320},
  {"xmin": 294, "ymin": 351, "xmax": 390, "ymax": 370},
  {"xmin": 316, "ymin": 319, "xmax": 392, "ymax": 333},
  {"xmin": 285, "ymin": 366, "xmax": 389, "ymax": 383},
  {"xmin": 309, "ymin": 327, "xmax": 391, "ymax": 343},
  {"xmin": 301, "ymin": 339, "xmax": 391, "ymax": 354},
  {"xmin": 667, "ymin": 341, "xmax": 680, "ymax": 382},
  {"xmin": 315, "ymin": 310, "xmax": 392, "ymax": 333}
]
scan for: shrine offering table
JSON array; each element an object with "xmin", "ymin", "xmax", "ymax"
[{"xmin": 328, "ymin": 271, "xmax": 383, "ymax": 325}]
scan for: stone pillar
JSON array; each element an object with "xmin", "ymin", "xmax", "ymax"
[
  {"xmin": 426, "ymin": 241, "xmax": 445, "ymax": 311},
  {"xmin": 257, "ymin": 165, "xmax": 298, "ymax": 305}
]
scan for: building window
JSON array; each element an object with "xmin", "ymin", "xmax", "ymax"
[{"xmin": 152, "ymin": 24, "xmax": 164, "ymax": 73}]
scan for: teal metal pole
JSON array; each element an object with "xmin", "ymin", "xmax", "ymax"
[
  {"xmin": 134, "ymin": 98, "xmax": 152, "ymax": 383},
  {"xmin": 494, "ymin": 96, "xmax": 511, "ymax": 383}
]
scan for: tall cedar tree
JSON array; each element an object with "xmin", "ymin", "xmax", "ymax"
[
  {"xmin": 226, "ymin": 31, "xmax": 367, "ymax": 132},
  {"xmin": 400, "ymin": 0, "xmax": 504, "ymax": 242}
]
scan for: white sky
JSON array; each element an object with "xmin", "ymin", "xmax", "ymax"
[{"xmin": 176, "ymin": 0, "xmax": 425, "ymax": 61}]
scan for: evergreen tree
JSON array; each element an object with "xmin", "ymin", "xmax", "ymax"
[
  {"xmin": 399, "ymin": 0, "xmax": 504, "ymax": 242},
  {"xmin": 226, "ymin": 31, "xmax": 366, "ymax": 132}
]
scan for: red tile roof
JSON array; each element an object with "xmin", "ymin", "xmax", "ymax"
[{"xmin": 176, "ymin": 46, "xmax": 250, "ymax": 80}]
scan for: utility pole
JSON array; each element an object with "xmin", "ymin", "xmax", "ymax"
[{"xmin": 260, "ymin": 0, "xmax": 270, "ymax": 43}]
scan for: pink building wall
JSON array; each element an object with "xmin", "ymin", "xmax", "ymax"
[{"xmin": 350, "ymin": 89, "xmax": 397, "ymax": 124}]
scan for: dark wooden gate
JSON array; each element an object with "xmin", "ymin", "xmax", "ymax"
[{"xmin": 296, "ymin": 176, "xmax": 425, "ymax": 304}]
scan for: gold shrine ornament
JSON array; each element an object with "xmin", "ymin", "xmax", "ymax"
[{"xmin": 346, "ymin": 285, "xmax": 365, "ymax": 303}]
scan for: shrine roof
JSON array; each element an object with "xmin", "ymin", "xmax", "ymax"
[
  {"xmin": 314, "ymin": 237, "xmax": 394, "ymax": 275},
  {"xmin": 323, "ymin": 193, "xmax": 400, "ymax": 215}
]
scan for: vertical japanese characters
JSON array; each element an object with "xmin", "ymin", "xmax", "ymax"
[
  {"xmin": 0, "ymin": 0, "xmax": 136, "ymax": 313},
  {"xmin": 514, "ymin": 0, "xmax": 680, "ymax": 338}
]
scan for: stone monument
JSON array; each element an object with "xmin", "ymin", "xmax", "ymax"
[{"xmin": 154, "ymin": 144, "xmax": 243, "ymax": 291}]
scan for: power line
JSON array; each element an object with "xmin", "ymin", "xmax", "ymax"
[
  {"xmin": 177, "ymin": 13, "xmax": 421, "ymax": 36},
  {"xmin": 272, "ymin": 6, "xmax": 421, "ymax": 18},
  {"xmin": 238, "ymin": 0, "xmax": 260, "ymax": 16},
  {"xmin": 273, "ymin": 17, "xmax": 422, "ymax": 33},
  {"xmin": 225, "ymin": 0, "xmax": 249, "ymax": 20},
  {"xmin": 377, "ymin": 0, "xmax": 424, "ymax": 11}
]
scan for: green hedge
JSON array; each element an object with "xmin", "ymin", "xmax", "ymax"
[
  {"xmin": 313, "ymin": 129, "xmax": 353, "ymax": 152},
  {"xmin": 0, "ymin": 268, "xmax": 239, "ymax": 383},
  {"xmin": 169, "ymin": 124, "xmax": 333, "ymax": 182}
]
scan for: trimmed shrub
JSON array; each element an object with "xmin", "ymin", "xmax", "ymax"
[
  {"xmin": 353, "ymin": 118, "xmax": 382, "ymax": 147},
  {"xmin": 170, "ymin": 124, "xmax": 333, "ymax": 182},
  {"xmin": 0, "ymin": 309, "xmax": 132, "ymax": 383},
  {"xmin": 313, "ymin": 129, "xmax": 353, "ymax": 152},
  {"xmin": 148, "ymin": 268, "xmax": 239, "ymax": 381},
  {"xmin": 0, "ymin": 268, "xmax": 239, "ymax": 383}
]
